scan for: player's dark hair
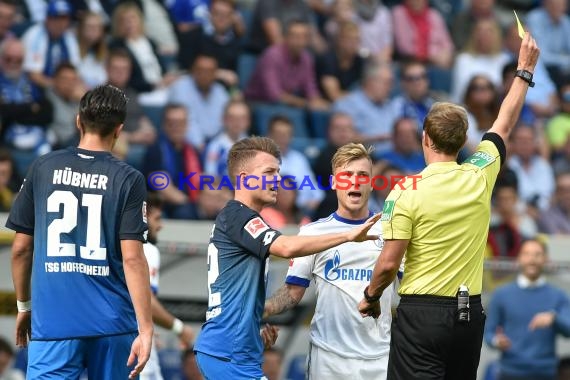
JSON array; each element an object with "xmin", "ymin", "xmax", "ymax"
[
  {"xmin": 78, "ymin": 84, "xmax": 127, "ymax": 137},
  {"xmin": 227, "ymin": 136, "xmax": 281, "ymax": 179},
  {"xmin": 0, "ymin": 336, "xmax": 14, "ymax": 356},
  {"xmin": 211, "ymin": 0, "xmax": 236, "ymax": 9},
  {"xmin": 147, "ymin": 191, "xmax": 163, "ymax": 211},
  {"xmin": 53, "ymin": 62, "xmax": 77, "ymax": 77},
  {"xmin": 400, "ymin": 59, "xmax": 427, "ymax": 78},
  {"xmin": 0, "ymin": 148, "xmax": 12, "ymax": 163}
]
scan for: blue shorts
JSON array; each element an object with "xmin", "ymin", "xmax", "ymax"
[
  {"xmin": 28, "ymin": 333, "xmax": 137, "ymax": 379},
  {"xmin": 195, "ymin": 351, "xmax": 267, "ymax": 380}
]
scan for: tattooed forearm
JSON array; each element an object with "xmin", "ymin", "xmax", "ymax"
[{"xmin": 264, "ymin": 285, "xmax": 303, "ymax": 317}]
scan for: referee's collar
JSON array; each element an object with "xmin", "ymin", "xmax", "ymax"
[{"xmin": 332, "ymin": 211, "xmax": 374, "ymax": 225}]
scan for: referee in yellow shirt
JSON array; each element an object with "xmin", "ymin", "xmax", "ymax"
[{"xmin": 358, "ymin": 33, "xmax": 540, "ymax": 380}]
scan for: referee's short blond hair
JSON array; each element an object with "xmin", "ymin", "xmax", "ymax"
[
  {"xmin": 423, "ymin": 102, "xmax": 469, "ymax": 155},
  {"xmin": 331, "ymin": 143, "xmax": 373, "ymax": 174}
]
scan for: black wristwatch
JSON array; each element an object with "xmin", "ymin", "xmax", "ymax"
[
  {"xmin": 363, "ymin": 286, "xmax": 380, "ymax": 303},
  {"xmin": 515, "ymin": 69, "xmax": 535, "ymax": 87}
]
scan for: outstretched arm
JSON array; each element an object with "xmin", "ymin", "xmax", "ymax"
[
  {"xmin": 151, "ymin": 294, "xmax": 194, "ymax": 348},
  {"xmin": 264, "ymin": 284, "xmax": 306, "ymax": 318},
  {"xmin": 270, "ymin": 213, "xmax": 381, "ymax": 258},
  {"xmin": 488, "ymin": 32, "xmax": 540, "ymax": 143}
]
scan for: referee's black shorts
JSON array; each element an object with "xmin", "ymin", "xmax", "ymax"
[{"xmin": 387, "ymin": 294, "xmax": 485, "ymax": 380}]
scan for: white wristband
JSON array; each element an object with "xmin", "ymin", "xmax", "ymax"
[
  {"xmin": 171, "ymin": 318, "xmax": 184, "ymax": 335},
  {"xmin": 17, "ymin": 300, "xmax": 31, "ymax": 312}
]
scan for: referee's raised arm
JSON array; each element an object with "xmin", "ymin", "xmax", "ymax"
[{"xmin": 488, "ymin": 32, "xmax": 540, "ymax": 142}]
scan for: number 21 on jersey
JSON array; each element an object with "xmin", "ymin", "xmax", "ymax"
[{"xmin": 47, "ymin": 190, "xmax": 106, "ymax": 260}]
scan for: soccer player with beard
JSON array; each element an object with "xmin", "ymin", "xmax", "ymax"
[
  {"xmin": 193, "ymin": 136, "xmax": 381, "ymax": 379},
  {"xmin": 264, "ymin": 143, "xmax": 401, "ymax": 380},
  {"xmin": 141, "ymin": 191, "xmax": 195, "ymax": 380}
]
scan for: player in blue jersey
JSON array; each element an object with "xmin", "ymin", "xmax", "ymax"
[
  {"xmin": 194, "ymin": 136, "xmax": 381, "ymax": 379},
  {"xmin": 8, "ymin": 85, "xmax": 154, "ymax": 379}
]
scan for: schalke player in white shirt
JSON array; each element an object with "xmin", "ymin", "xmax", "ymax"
[
  {"xmin": 141, "ymin": 191, "xmax": 195, "ymax": 380},
  {"xmin": 264, "ymin": 143, "xmax": 402, "ymax": 380}
]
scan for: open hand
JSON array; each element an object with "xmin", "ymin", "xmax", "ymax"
[
  {"xmin": 347, "ymin": 213, "xmax": 382, "ymax": 242},
  {"xmin": 127, "ymin": 331, "xmax": 153, "ymax": 379},
  {"xmin": 529, "ymin": 311, "xmax": 555, "ymax": 330}
]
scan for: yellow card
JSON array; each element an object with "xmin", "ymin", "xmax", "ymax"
[{"xmin": 513, "ymin": 10, "xmax": 525, "ymax": 39}]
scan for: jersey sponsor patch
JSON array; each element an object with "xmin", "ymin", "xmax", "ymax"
[
  {"xmin": 464, "ymin": 151, "xmax": 496, "ymax": 169},
  {"xmin": 380, "ymin": 201, "xmax": 395, "ymax": 222},
  {"xmin": 244, "ymin": 217, "xmax": 269, "ymax": 238},
  {"xmin": 142, "ymin": 201, "xmax": 147, "ymax": 223}
]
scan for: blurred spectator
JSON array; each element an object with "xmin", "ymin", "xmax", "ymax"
[
  {"xmin": 181, "ymin": 348, "xmax": 203, "ymax": 380},
  {"xmin": 368, "ymin": 163, "xmax": 404, "ymax": 213},
  {"xmin": 484, "ymin": 239, "xmax": 570, "ymax": 380},
  {"xmin": 178, "ymin": 0, "xmax": 242, "ymax": 89},
  {"xmin": 501, "ymin": 62, "xmax": 537, "ymax": 129},
  {"xmin": 106, "ymin": 48, "xmax": 157, "ymax": 165},
  {"xmin": 0, "ymin": 0, "xmax": 16, "ymax": 45},
  {"xmin": 267, "ymin": 115, "xmax": 325, "ymax": 214},
  {"xmin": 559, "ymin": 357, "xmax": 570, "ymax": 380},
  {"xmin": 262, "ymin": 347, "xmax": 283, "ymax": 380},
  {"xmin": 260, "ymin": 175, "xmax": 310, "ymax": 228},
  {"xmin": 109, "ymin": 2, "xmax": 175, "ymax": 93},
  {"xmin": 248, "ymin": 0, "xmax": 324, "ymax": 54},
  {"xmin": 354, "ymin": 0, "xmax": 393, "ymax": 62},
  {"xmin": 527, "ymin": 0, "xmax": 570, "ymax": 85},
  {"xmin": 203, "ymin": 99, "xmax": 250, "ymax": 177},
  {"xmin": 197, "ymin": 177, "xmax": 233, "ymax": 219},
  {"xmin": 488, "ymin": 180, "xmax": 537, "ymax": 258},
  {"xmin": 169, "ymin": 54, "xmax": 230, "ymax": 150},
  {"xmin": 0, "ymin": 337, "xmax": 24, "ymax": 380},
  {"xmin": 451, "ymin": 18, "xmax": 510, "ymax": 103},
  {"xmin": 140, "ymin": 0, "xmax": 179, "ymax": 59},
  {"xmin": 553, "ymin": 138, "xmax": 570, "ymax": 176},
  {"xmin": 450, "ymin": 0, "xmax": 496, "ymax": 52},
  {"xmin": 245, "ymin": 19, "xmax": 328, "ymax": 110},
  {"xmin": 312, "ymin": 112, "xmax": 356, "ymax": 219},
  {"xmin": 503, "ymin": 22, "xmax": 558, "ymax": 118},
  {"xmin": 0, "ymin": 38, "xmax": 52, "ymax": 156},
  {"xmin": 0, "ymin": 149, "xmax": 17, "ymax": 211},
  {"xmin": 538, "ymin": 172, "xmax": 570, "ymax": 235},
  {"xmin": 463, "ymin": 75, "xmax": 500, "ymax": 153},
  {"xmin": 375, "ymin": 117, "xmax": 425, "ymax": 174},
  {"xmin": 169, "ymin": 0, "xmax": 210, "ymax": 33},
  {"xmin": 76, "ymin": 11, "xmax": 107, "ymax": 88},
  {"xmin": 392, "ymin": 0, "xmax": 454, "ymax": 69},
  {"xmin": 46, "ymin": 62, "xmax": 82, "ymax": 149},
  {"xmin": 316, "ymin": 20, "xmax": 365, "ymax": 102},
  {"xmin": 508, "ymin": 125, "xmax": 555, "ymax": 211},
  {"xmin": 547, "ymin": 82, "xmax": 570, "ymax": 154},
  {"xmin": 21, "ymin": 0, "xmax": 81, "ymax": 89},
  {"xmin": 392, "ymin": 59, "xmax": 436, "ymax": 131},
  {"xmin": 323, "ymin": 0, "xmax": 356, "ymax": 41},
  {"xmin": 143, "ymin": 104, "xmax": 201, "ymax": 219},
  {"xmin": 333, "ymin": 61, "xmax": 397, "ymax": 154}
]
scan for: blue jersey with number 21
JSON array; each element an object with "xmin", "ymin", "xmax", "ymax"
[
  {"xmin": 194, "ymin": 200, "xmax": 281, "ymax": 366},
  {"xmin": 6, "ymin": 147, "xmax": 148, "ymax": 340}
]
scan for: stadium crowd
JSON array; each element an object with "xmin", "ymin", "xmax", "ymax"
[
  {"xmin": 1, "ymin": 0, "xmax": 570, "ymax": 242},
  {"xmin": 2, "ymin": 0, "xmax": 570, "ymax": 379}
]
